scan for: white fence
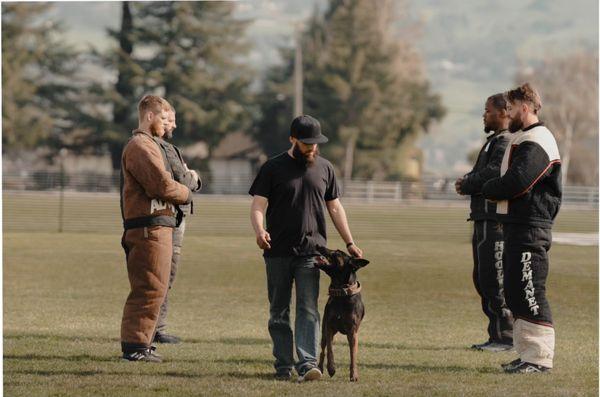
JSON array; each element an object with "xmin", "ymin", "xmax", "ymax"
[{"xmin": 2, "ymin": 171, "xmax": 598, "ymax": 208}]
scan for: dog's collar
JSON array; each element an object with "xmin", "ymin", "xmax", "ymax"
[{"xmin": 328, "ymin": 281, "xmax": 361, "ymax": 297}]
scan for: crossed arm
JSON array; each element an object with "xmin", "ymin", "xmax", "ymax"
[
  {"xmin": 455, "ymin": 136, "xmax": 509, "ymax": 196},
  {"xmin": 482, "ymin": 141, "xmax": 559, "ymax": 201}
]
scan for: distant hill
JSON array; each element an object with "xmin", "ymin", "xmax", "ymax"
[{"xmin": 410, "ymin": 0, "xmax": 598, "ymax": 175}]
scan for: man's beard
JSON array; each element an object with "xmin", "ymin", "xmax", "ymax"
[
  {"xmin": 149, "ymin": 118, "xmax": 165, "ymax": 137},
  {"xmin": 508, "ymin": 117, "xmax": 523, "ymax": 133},
  {"xmin": 292, "ymin": 144, "xmax": 319, "ymax": 167},
  {"xmin": 164, "ymin": 129, "xmax": 173, "ymax": 140}
]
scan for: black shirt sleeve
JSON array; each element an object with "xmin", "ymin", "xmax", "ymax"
[
  {"xmin": 461, "ymin": 135, "xmax": 509, "ymax": 195},
  {"xmin": 324, "ymin": 163, "xmax": 340, "ymax": 201},
  {"xmin": 249, "ymin": 162, "xmax": 272, "ymax": 198},
  {"xmin": 482, "ymin": 141, "xmax": 554, "ymax": 201}
]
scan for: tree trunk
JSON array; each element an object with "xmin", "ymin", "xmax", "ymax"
[
  {"xmin": 343, "ymin": 135, "xmax": 356, "ymax": 183},
  {"xmin": 561, "ymin": 123, "xmax": 573, "ymax": 186},
  {"xmin": 112, "ymin": 1, "xmax": 134, "ymax": 170}
]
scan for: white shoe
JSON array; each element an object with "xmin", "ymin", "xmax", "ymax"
[{"xmin": 298, "ymin": 367, "xmax": 322, "ymax": 382}]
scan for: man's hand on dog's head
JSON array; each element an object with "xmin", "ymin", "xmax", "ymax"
[
  {"xmin": 348, "ymin": 244, "xmax": 363, "ymax": 258},
  {"xmin": 256, "ymin": 230, "xmax": 271, "ymax": 250}
]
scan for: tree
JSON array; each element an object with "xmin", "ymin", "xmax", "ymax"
[
  {"xmin": 516, "ymin": 51, "xmax": 598, "ymax": 186},
  {"xmin": 253, "ymin": 0, "xmax": 445, "ymax": 180},
  {"xmin": 2, "ymin": 3, "xmax": 85, "ymax": 154},
  {"xmin": 130, "ymin": 2, "xmax": 254, "ymax": 150},
  {"xmin": 98, "ymin": 1, "xmax": 146, "ymax": 169},
  {"xmin": 253, "ymin": 50, "xmax": 296, "ymax": 156}
]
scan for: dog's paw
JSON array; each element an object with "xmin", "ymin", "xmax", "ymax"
[
  {"xmin": 350, "ymin": 375, "xmax": 358, "ymax": 382},
  {"xmin": 327, "ymin": 366, "xmax": 336, "ymax": 377}
]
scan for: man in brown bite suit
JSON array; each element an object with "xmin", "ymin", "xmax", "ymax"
[{"xmin": 119, "ymin": 95, "xmax": 192, "ymax": 362}]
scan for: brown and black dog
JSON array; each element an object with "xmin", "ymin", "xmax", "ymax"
[{"xmin": 315, "ymin": 246, "xmax": 369, "ymax": 382}]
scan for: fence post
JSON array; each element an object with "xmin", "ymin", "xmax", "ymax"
[
  {"xmin": 58, "ymin": 149, "xmax": 67, "ymax": 233},
  {"xmin": 367, "ymin": 181, "xmax": 374, "ymax": 203},
  {"xmin": 394, "ymin": 182, "xmax": 401, "ymax": 202}
]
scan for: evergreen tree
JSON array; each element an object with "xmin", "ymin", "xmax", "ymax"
[
  {"xmin": 254, "ymin": 0, "xmax": 445, "ymax": 180},
  {"xmin": 253, "ymin": 48, "xmax": 296, "ymax": 156},
  {"xmin": 130, "ymin": 1, "xmax": 254, "ymax": 149},
  {"xmin": 2, "ymin": 3, "xmax": 84, "ymax": 154},
  {"xmin": 104, "ymin": 1, "xmax": 144, "ymax": 169}
]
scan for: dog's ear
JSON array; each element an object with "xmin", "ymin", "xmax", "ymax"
[
  {"xmin": 315, "ymin": 245, "xmax": 331, "ymax": 256},
  {"xmin": 314, "ymin": 255, "xmax": 330, "ymax": 269},
  {"xmin": 350, "ymin": 258, "xmax": 369, "ymax": 270}
]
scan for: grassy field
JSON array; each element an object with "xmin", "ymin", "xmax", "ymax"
[{"xmin": 3, "ymin": 197, "xmax": 598, "ymax": 396}]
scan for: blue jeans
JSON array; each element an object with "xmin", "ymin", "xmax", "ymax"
[{"xmin": 264, "ymin": 256, "xmax": 320, "ymax": 375}]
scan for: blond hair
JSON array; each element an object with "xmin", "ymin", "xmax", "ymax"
[{"xmin": 137, "ymin": 95, "xmax": 171, "ymax": 119}]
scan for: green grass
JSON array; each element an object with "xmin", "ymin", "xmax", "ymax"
[{"xmin": 3, "ymin": 196, "xmax": 598, "ymax": 396}]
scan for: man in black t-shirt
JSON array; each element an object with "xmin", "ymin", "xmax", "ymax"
[{"xmin": 249, "ymin": 115, "xmax": 363, "ymax": 382}]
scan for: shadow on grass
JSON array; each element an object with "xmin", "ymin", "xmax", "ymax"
[
  {"xmin": 5, "ymin": 368, "xmax": 279, "ymax": 381},
  {"xmin": 4, "ymin": 333, "xmax": 118, "ymax": 343},
  {"xmin": 221, "ymin": 371, "xmax": 277, "ymax": 380},
  {"xmin": 360, "ymin": 341, "xmax": 467, "ymax": 351},
  {"xmin": 184, "ymin": 336, "xmax": 269, "ymax": 345},
  {"xmin": 4, "ymin": 353, "xmax": 273, "ymax": 367},
  {"xmin": 4, "ymin": 369, "xmax": 204, "ymax": 378},
  {"xmin": 191, "ymin": 337, "xmax": 468, "ymax": 352},
  {"xmin": 4, "ymin": 354, "xmax": 115, "ymax": 363},
  {"xmin": 5, "ymin": 352, "xmax": 499, "ymax": 377},
  {"xmin": 5, "ymin": 334, "xmax": 472, "ymax": 355},
  {"xmin": 4, "ymin": 364, "xmax": 499, "ymax": 380},
  {"xmin": 212, "ymin": 357, "xmax": 272, "ymax": 365},
  {"xmin": 4, "ymin": 334, "xmax": 268, "ymax": 347},
  {"xmin": 359, "ymin": 363, "xmax": 498, "ymax": 374}
]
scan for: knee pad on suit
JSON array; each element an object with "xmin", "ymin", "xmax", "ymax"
[{"xmin": 514, "ymin": 318, "xmax": 554, "ymax": 368}]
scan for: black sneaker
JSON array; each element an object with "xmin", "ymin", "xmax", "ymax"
[
  {"xmin": 504, "ymin": 361, "xmax": 551, "ymax": 374},
  {"xmin": 122, "ymin": 347, "xmax": 162, "ymax": 363},
  {"xmin": 478, "ymin": 342, "xmax": 513, "ymax": 352},
  {"xmin": 471, "ymin": 341, "xmax": 492, "ymax": 350},
  {"xmin": 154, "ymin": 331, "xmax": 181, "ymax": 344},
  {"xmin": 501, "ymin": 358, "xmax": 522, "ymax": 370},
  {"xmin": 274, "ymin": 370, "xmax": 292, "ymax": 381}
]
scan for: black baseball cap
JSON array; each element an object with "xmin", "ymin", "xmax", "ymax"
[{"xmin": 290, "ymin": 115, "xmax": 328, "ymax": 144}]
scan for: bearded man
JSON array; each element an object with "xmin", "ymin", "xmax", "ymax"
[
  {"xmin": 456, "ymin": 93, "xmax": 514, "ymax": 352},
  {"xmin": 249, "ymin": 115, "xmax": 363, "ymax": 382},
  {"xmin": 482, "ymin": 83, "xmax": 562, "ymax": 373},
  {"xmin": 119, "ymin": 95, "xmax": 192, "ymax": 362}
]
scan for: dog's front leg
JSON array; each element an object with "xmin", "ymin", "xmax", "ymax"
[
  {"xmin": 318, "ymin": 320, "xmax": 327, "ymax": 373},
  {"xmin": 347, "ymin": 331, "xmax": 359, "ymax": 381},
  {"xmin": 326, "ymin": 329, "xmax": 336, "ymax": 377}
]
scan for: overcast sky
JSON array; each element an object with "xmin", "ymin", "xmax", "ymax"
[{"xmin": 52, "ymin": 1, "xmax": 326, "ymax": 71}]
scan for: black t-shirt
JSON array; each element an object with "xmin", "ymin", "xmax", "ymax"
[{"xmin": 249, "ymin": 152, "xmax": 340, "ymax": 257}]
